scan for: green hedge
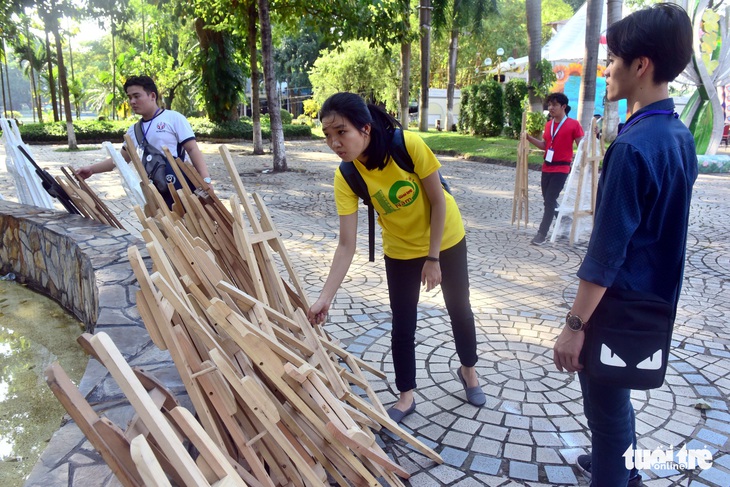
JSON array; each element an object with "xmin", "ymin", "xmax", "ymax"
[
  {"xmin": 18, "ymin": 120, "xmax": 129, "ymax": 142},
  {"xmin": 12, "ymin": 118, "xmax": 311, "ymax": 143}
]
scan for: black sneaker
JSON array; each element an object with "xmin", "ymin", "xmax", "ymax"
[
  {"xmin": 576, "ymin": 454, "xmax": 591, "ymax": 479},
  {"xmin": 531, "ymin": 232, "xmax": 547, "ymax": 245},
  {"xmin": 576, "ymin": 454, "xmax": 644, "ymax": 486}
]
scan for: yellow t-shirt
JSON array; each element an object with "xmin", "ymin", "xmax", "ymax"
[{"xmin": 334, "ymin": 130, "xmax": 465, "ymax": 260}]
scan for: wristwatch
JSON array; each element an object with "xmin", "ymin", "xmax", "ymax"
[{"xmin": 566, "ymin": 311, "xmax": 588, "ymax": 332}]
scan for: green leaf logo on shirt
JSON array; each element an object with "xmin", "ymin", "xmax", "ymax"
[{"xmin": 389, "ymin": 180, "xmax": 419, "ymax": 209}]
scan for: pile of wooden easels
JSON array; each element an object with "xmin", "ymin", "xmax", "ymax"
[
  {"xmin": 55, "ymin": 166, "xmax": 126, "ymax": 229},
  {"xmin": 45, "ymin": 138, "xmax": 442, "ymax": 486}
]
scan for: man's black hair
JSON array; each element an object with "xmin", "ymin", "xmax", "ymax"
[
  {"xmin": 124, "ymin": 75, "xmax": 160, "ymax": 102},
  {"xmin": 606, "ymin": 3, "xmax": 693, "ymax": 84},
  {"xmin": 546, "ymin": 93, "xmax": 571, "ymax": 115}
]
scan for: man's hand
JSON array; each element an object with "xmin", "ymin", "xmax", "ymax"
[
  {"xmin": 553, "ymin": 327, "xmax": 585, "ymax": 373},
  {"xmin": 75, "ymin": 166, "xmax": 94, "ymax": 180}
]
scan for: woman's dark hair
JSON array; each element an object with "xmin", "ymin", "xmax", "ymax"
[
  {"xmin": 319, "ymin": 92, "xmax": 401, "ymax": 170},
  {"xmin": 606, "ymin": 3, "xmax": 693, "ymax": 84},
  {"xmin": 546, "ymin": 92, "xmax": 571, "ymax": 115},
  {"xmin": 123, "ymin": 75, "xmax": 160, "ymax": 102}
]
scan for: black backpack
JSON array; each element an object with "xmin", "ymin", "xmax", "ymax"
[
  {"xmin": 339, "ymin": 128, "xmax": 451, "ymax": 262},
  {"xmin": 133, "ymin": 120, "xmax": 172, "ymax": 195},
  {"xmin": 133, "ymin": 119, "xmax": 196, "ymax": 208}
]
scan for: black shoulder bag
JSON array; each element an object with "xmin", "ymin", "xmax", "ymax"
[{"xmin": 583, "ymin": 287, "xmax": 676, "ymax": 390}]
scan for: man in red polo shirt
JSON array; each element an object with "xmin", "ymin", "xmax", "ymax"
[{"xmin": 526, "ymin": 93, "xmax": 584, "ymax": 245}]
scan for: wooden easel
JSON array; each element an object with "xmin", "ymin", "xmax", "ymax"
[
  {"xmin": 567, "ymin": 117, "xmax": 602, "ymax": 245},
  {"xmin": 512, "ymin": 111, "xmax": 530, "ymax": 228},
  {"xmin": 57, "ymin": 141, "xmax": 443, "ymax": 485},
  {"xmin": 551, "ymin": 117, "xmax": 603, "ymax": 245}
]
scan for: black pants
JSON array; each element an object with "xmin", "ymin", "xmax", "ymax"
[
  {"xmin": 384, "ymin": 238, "xmax": 478, "ymax": 392},
  {"xmin": 538, "ymin": 171, "xmax": 569, "ymax": 236}
]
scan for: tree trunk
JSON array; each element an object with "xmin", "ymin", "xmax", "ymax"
[
  {"xmin": 526, "ymin": 0, "xmax": 542, "ymax": 112},
  {"xmin": 50, "ymin": 15, "xmax": 77, "ymax": 149},
  {"xmin": 25, "ymin": 22, "xmax": 43, "ymax": 123},
  {"xmin": 603, "ymin": 0, "xmax": 622, "ymax": 142},
  {"xmin": 248, "ymin": 0, "xmax": 264, "ymax": 154},
  {"xmin": 399, "ymin": 42, "xmax": 411, "ymax": 127},
  {"xmin": 258, "ymin": 0, "xmax": 287, "ymax": 171},
  {"xmin": 111, "ymin": 21, "xmax": 116, "ymax": 120},
  {"xmin": 399, "ymin": 1, "xmax": 411, "ymax": 127},
  {"xmin": 577, "ymin": 0, "xmax": 603, "ymax": 132},
  {"xmin": 418, "ymin": 0, "xmax": 431, "ymax": 132},
  {"xmin": 45, "ymin": 29, "xmax": 59, "ymax": 122},
  {"xmin": 2, "ymin": 40, "xmax": 14, "ymax": 114},
  {"xmin": 0, "ymin": 61, "xmax": 6, "ymax": 117},
  {"xmin": 446, "ymin": 26, "xmax": 458, "ymax": 131}
]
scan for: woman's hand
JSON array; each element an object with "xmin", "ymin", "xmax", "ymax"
[
  {"xmin": 421, "ymin": 261, "xmax": 442, "ymax": 292},
  {"xmin": 307, "ymin": 298, "xmax": 330, "ymax": 325}
]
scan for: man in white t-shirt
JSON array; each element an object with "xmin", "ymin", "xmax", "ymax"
[{"xmin": 76, "ymin": 76, "xmax": 212, "ymax": 198}]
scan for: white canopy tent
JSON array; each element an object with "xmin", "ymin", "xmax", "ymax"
[{"xmin": 503, "ymin": 2, "xmax": 610, "ymax": 73}]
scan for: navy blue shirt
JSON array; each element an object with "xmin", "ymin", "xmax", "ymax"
[{"xmin": 577, "ymin": 99, "xmax": 698, "ymax": 306}]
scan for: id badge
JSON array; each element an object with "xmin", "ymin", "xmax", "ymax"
[{"xmin": 545, "ymin": 148, "xmax": 555, "ymax": 163}]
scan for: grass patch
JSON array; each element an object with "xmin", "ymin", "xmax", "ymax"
[
  {"xmin": 417, "ymin": 130, "xmax": 544, "ymax": 167},
  {"xmin": 312, "ymin": 126, "xmax": 543, "ymax": 167},
  {"xmin": 54, "ymin": 146, "xmax": 101, "ymax": 152}
]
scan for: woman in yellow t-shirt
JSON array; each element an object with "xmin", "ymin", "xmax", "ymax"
[{"xmin": 306, "ymin": 92, "xmax": 485, "ymax": 423}]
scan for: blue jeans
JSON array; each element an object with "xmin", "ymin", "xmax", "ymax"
[
  {"xmin": 579, "ymin": 372, "xmax": 640, "ymax": 486},
  {"xmin": 384, "ymin": 238, "xmax": 477, "ymax": 392}
]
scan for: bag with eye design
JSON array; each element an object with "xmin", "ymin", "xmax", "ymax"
[{"xmin": 582, "ymin": 287, "xmax": 675, "ymax": 390}]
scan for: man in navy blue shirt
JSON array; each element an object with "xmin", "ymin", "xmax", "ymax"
[{"xmin": 552, "ymin": 4, "xmax": 697, "ymax": 486}]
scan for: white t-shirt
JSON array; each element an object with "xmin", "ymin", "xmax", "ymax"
[{"xmin": 123, "ymin": 108, "xmax": 196, "ymax": 161}]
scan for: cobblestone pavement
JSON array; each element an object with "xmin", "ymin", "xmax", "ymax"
[{"xmin": 2, "ymin": 139, "xmax": 729, "ymax": 486}]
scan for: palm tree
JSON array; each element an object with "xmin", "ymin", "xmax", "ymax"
[
  {"xmin": 399, "ymin": 1, "xmax": 412, "ymax": 127},
  {"xmin": 433, "ymin": 0, "xmax": 496, "ymax": 132},
  {"xmin": 42, "ymin": 9, "xmax": 77, "ymax": 148},
  {"xmin": 577, "ymin": 0, "xmax": 603, "ymax": 131},
  {"xmin": 602, "ymin": 0, "xmax": 622, "ymax": 142},
  {"xmin": 13, "ymin": 19, "xmax": 46, "ymax": 122},
  {"xmin": 418, "ymin": 0, "xmax": 431, "ymax": 132},
  {"xmin": 526, "ymin": 0, "xmax": 542, "ymax": 112}
]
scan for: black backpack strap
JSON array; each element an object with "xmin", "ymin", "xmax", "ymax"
[
  {"xmin": 339, "ymin": 161, "xmax": 376, "ymax": 262},
  {"xmin": 390, "ymin": 128, "xmax": 452, "ymax": 194},
  {"xmin": 389, "ymin": 128, "xmax": 414, "ymax": 172},
  {"xmin": 133, "ymin": 119, "xmax": 144, "ymax": 146}
]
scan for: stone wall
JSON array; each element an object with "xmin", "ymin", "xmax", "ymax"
[{"xmin": 0, "ymin": 200, "xmax": 142, "ymax": 332}]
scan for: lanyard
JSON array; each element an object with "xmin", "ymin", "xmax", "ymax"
[
  {"xmin": 549, "ymin": 116, "xmax": 567, "ymax": 148},
  {"xmin": 142, "ymin": 108, "xmax": 161, "ymax": 142},
  {"xmin": 618, "ymin": 109, "xmax": 676, "ymax": 136}
]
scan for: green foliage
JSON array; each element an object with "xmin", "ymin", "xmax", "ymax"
[
  {"xmin": 482, "ymin": 80, "xmax": 504, "ymax": 137},
  {"xmin": 14, "ymin": 118, "xmax": 310, "ymax": 142},
  {"xmin": 279, "ymin": 109, "xmax": 293, "ymax": 125},
  {"xmin": 294, "ymin": 114, "xmax": 316, "ymax": 128},
  {"xmin": 531, "ymin": 59, "xmax": 558, "ymax": 102},
  {"xmin": 458, "ymin": 81, "xmax": 503, "ymax": 137},
  {"xmin": 458, "ymin": 89, "xmax": 471, "ymax": 133},
  {"xmin": 198, "ymin": 32, "xmax": 245, "ymax": 123},
  {"xmin": 417, "ymin": 131, "xmax": 544, "ymax": 168},
  {"xmin": 18, "ymin": 120, "xmax": 129, "ymax": 142},
  {"xmin": 526, "ymin": 112, "xmax": 547, "ymax": 137},
  {"xmin": 504, "ymin": 79, "xmax": 528, "ymax": 138},
  {"xmin": 309, "ymin": 39, "xmax": 399, "ymax": 112},
  {"xmin": 303, "ymin": 99, "xmax": 319, "ymax": 118}
]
